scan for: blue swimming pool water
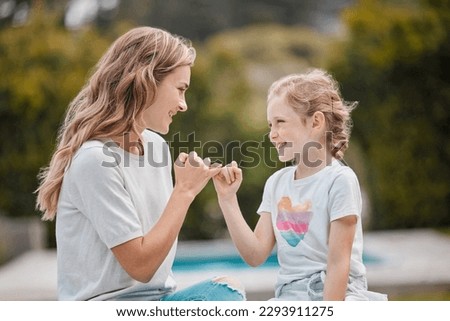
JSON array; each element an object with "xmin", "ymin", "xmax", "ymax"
[{"xmin": 173, "ymin": 252, "xmax": 380, "ymax": 271}]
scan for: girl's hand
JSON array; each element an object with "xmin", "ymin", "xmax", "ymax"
[
  {"xmin": 212, "ymin": 161, "xmax": 242, "ymax": 200},
  {"xmin": 174, "ymin": 151, "xmax": 222, "ymax": 199}
]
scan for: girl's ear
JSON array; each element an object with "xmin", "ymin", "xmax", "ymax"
[{"xmin": 312, "ymin": 111, "xmax": 326, "ymax": 130}]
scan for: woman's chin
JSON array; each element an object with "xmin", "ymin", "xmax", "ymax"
[{"xmin": 150, "ymin": 125, "xmax": 170, "ymax": 135}]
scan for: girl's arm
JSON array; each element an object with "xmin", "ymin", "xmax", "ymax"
[
  {"xmin": 323, "ymin": 214, "xmax": 357, "ymax": 300},
  {"xmin": 112, "ymin": 152, "xmax": 222, "ymax": 283},
  {"xmin": 213, "ymin": 162, "xmax": 275, "ymax": 266}
]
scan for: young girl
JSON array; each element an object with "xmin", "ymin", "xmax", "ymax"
[
  {"xmin": 36, "ymin": 27, "xmax": 244, "ymax": 301},
  {"xmin": 213, "ymin": 69, "xmax": 387, "ymax": 301}
]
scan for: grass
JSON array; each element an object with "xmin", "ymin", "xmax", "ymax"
[{"xmin": 392, "ymin": 290, "xmax": 450, "ymax": 301}]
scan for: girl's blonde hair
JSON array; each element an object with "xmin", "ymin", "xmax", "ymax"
[
  {"xmin": 36, "ymin": 27, "xmax": 196, "ymax": 221},
  {"xmin": 268, "ymin": 68, "xmax": 357, "ymax": 160}
]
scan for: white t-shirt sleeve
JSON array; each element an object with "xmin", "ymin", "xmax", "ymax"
[
  {"xmin": 67, "ymin": 146, "xmax": 143, "ymax": 248},
  {"xmin": 328, "ymin": 169, "xmax": 362, "ymax": 221},
  {"xmin": 257, "ymin": 173, "xmax": 278, "ymax": 215}
]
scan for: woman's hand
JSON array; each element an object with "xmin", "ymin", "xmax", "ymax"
[
  {"xmin": 113, "ymin": 152, "xmax": 221, "ymax": 283},
  {"xmin": 212, "ymin": 161, "xmax": 242, "ymax": 200},
  {"xmin": 173, "ymin": 151, "xmax": 221, "ymax": 199}
]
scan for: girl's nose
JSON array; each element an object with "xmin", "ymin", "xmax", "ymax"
[{"xmin": 269, "ymin": 128, "xmax": 278, "ymax": 141}]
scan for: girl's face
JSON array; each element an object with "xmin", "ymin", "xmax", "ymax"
[
  {"xmin": 141, "ymin": 65, "xmax": 191, "ymax": 134},
  {"xmin": 267, "ymin": 94, "xmax": 315, "ymax": 163}
]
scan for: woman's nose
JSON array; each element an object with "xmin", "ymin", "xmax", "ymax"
[{"xmin": 178, "ymin": 99, "xmax": 188, "ymax": 112}]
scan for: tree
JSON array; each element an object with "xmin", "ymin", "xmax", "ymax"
[
  {"xmin": 328, "ymin": 0, "xmax": 449, "ymax": 228},
  {"xmin": 0, "ymin": 11, "xmax": 110, "ymax": 223}
]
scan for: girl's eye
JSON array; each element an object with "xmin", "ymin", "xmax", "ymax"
[{"xmin": 269, "ymin": 119, "xmax": 285, "ymax": 128}]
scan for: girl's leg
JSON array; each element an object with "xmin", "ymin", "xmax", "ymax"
[
  {"xmin": 345, "ymin": 276, "xmax": 388, "ymax": 301},
  {"xmin": 270, "ymin": 278, "xmax": 310, "ymax": 301},
  {"xmin": 161, "ymin": 276, "xmax": 245, "ymax": 301}
]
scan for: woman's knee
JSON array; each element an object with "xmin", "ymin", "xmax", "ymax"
[{"xmin": 212, "ymin": 275, "xmax": 246, "ymax": 299}]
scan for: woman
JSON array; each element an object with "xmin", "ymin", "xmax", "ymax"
[{"xmin": 36, "ymin": 26, "xmax": 244, "ymax": 301}]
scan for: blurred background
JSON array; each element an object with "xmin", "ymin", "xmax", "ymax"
[{"xmin": 0, "ymin": 0, "xmax": 448, "ymax": 300}]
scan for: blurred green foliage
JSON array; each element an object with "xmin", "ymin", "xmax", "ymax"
[
  {"xmin": 328, "ymin": 0, "xmax": 450, "ymax": 228},
  {"xmin": 0, "ymin": 11, "xmax": 110, "ymax": 219}
]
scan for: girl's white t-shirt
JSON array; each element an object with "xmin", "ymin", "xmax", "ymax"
[
  {"xmin": 56, "ymin": 130, "xmax": 176, "ymax": 300},
  {"xmin": 257, "ymin": 160, "xmax": 366, "ymax": 294}
]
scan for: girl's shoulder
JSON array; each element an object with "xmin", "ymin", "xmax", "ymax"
[
  {"xmin": 328, "ymin": 160, "xmax": 360, "ymax": 191},
  {"xmin": 265, "ymin": 166, "xmax": 295, "ymax": 186},
  {"xmin": 329, "ymin": 160, "xmax": 358, "ymax": 180}
]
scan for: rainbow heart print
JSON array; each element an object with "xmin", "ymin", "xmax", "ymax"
[{"xmin": 276, "ymin": 196, "xmax": 313, "ymax": 247}]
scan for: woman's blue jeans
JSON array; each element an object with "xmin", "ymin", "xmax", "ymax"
[
  {"xmin": 113, "ymin": 277, "xmax": 245, "ymax": 301},
  {"xmin": 161, "ymin": 278, "xmax": 245, "ymax": 301}
]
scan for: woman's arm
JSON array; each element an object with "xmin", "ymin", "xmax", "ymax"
[
  {"xmin": 213, "ymin": 162, "xmax": 275, "ymax": 267},
  {"xmin": 112, "ymin": 152, "xmax": 221, "ymax": 283},
  {"xmin": 323, "ymin": 214, "xmax": 357, "ymax": 300}
]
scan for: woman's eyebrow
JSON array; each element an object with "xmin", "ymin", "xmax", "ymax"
[{"xmin": 179, "ymin": 82, "xmax": 189, "ymax": 89}]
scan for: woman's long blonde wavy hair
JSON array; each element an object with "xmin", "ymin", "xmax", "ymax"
[
  {"xmin": 268, "ymin": 68, "xmax": 357, "ymax": 160},
  {"xmin": 36, "ymin": 27, "xmax": 196, "ymax": 221}
]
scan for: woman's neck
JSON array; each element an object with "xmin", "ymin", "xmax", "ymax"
[{"xmin": 112, "ymin": 132, "xmax": 144, "ymax": 156}]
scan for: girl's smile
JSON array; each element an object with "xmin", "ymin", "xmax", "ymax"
[
  {"xmin": 267, "ymin": 93, "xmax": 329, "ymax": 179},
  {"xmin": 267, "ymin": 94, "xmax": 312, "ymax": 163}
]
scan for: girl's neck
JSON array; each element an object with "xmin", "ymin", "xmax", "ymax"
[{"xmin": 294, "ymin": 152, "xmax": 332, "ymax": 180}]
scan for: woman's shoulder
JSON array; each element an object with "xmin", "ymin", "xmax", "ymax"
[
  {"xmin": 74, "ymin": 140, "xmax": 110, "ymax": 161},
  {"xmin": 70, "ymin": 140, "xmax": 119, "ymax": 175}
]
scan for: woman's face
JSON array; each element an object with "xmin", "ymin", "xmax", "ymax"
[{"xmin": 141, "ymin": 65, "xmax": 191, "ymax": 134}]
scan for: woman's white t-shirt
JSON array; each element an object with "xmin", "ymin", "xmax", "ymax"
[{"xmin": 56, "ymin": 130, "xmax": 176, "ymax": 300}]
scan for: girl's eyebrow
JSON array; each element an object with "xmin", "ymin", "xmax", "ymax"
[
  {"xmin": 268, "ymin": 116, "xmax": 283, "ymax": 124},
  {"xmin": 270, "ymin": 116, "xmax": 283, "ymax": 121}
]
